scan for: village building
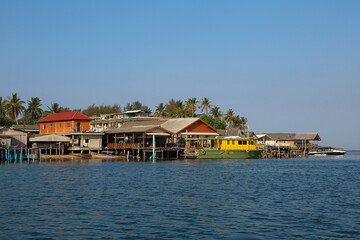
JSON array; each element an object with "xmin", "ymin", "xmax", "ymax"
[
  {"xmin": 90, "ymin": 110, "xmax": 155, "ymax": 132},
  {"xmin": 105, "ymin": 118, "xmax": 219, "ymax": 159},
  {"xmin": 38, "ymin": 111, "xmax": 92, "ymax": 134},
  {"xmin": 12, "ymin": 124, "xmax": 40, "ymax": 134},
  {"xmin": 255, "ymin": 132, "xmax": 322, "ymax": 158},
  {"xmin": 30, "ymin": 111, "xmax": 103, "ymax": 155},
  {"xmin": 255, "ymin": 133, "xmax": 321, "ymax": 148},
  {"xmin": 0, "ymin": 127, "xmax": 29, "ymax": 148}
]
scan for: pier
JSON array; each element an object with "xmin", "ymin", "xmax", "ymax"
[{"xmin": 0, "ymin": 147, "xmax": 42, "ymax": 163}]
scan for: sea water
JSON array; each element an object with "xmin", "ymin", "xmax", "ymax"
[{"xmin": 0, "ymin": 153, "xmax": 359, "ymax": 239}]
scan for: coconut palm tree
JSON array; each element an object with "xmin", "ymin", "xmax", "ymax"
[
  {"xmin": 186, "ymin": 97, "xmax": 198, "ymax": 117},
  {"xmin": 0, "ymin": 97, "xmax": 6, "ymax": 117},
  {"xmin": 238, "ymin": 116, "xmax": 248, "ymax": 130},
  {"xmin": 224, "ymin": 109, "xmax": 235, "ymax": 127},
  {"xmin": 165, "ymin": 99, "xmax": 183, "ymax": 117},
  {"xmin": 27, "ymin": 97, "xmax": 43, "ymax": 120},
  {"xmin": 200, "ymin": 97, "xmax": 212, "ymax": 114},
  {"xmin": 154, "ymin": 103, "xmax": 166, "ymax": 117},
  {"xmin": 5, "ymin": 93, "xmax": 25, "ymax": 124},
  {"xmin": 46, "ymin": 103, "xmax": 61, "ymax": 114},
  {"xmin": 210, "ymin": 106, "xmax": 223, "ymax": 120}
]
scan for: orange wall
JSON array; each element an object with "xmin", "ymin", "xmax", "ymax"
[
  {"xmin": 185, "ymin": 120, "xmax": 217, "ymax": 133},
  {"xmin": 40, "ymin": 120, "xmax": 90, "ymax": 134}
]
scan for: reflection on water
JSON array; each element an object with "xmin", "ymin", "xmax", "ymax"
[{"xmin": 0, "ymin": 154, "xmax": 359, "ymax": 239}]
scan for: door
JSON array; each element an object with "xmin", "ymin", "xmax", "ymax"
[{"xmin": 76, "ymin": 122, "xmax": 81, "ymax": 132}]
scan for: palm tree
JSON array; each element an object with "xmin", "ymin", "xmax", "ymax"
[
  {"xmin": 200, "ymin": 97, "xmax": 211, "ymax": 114},
  {"xmin": 175, "ymin": 106, "xmax": 188, "ymax": 118},
  {"xmin": 154, "ymin": 103, "xmax": 166, "ymax": 117},
  {"xmin": 0, "ymin": 97, "xmax": 6, "ymax": 117},
  {"xmin": 47, "ymin": 103, "xmax": 61, "ymax": 114},
  {"xmin": 186, "ymin": 97, "xmax": 198, "ymax": 117},
  {"xmin": 224, "ymin": 109, "xmax": 235, "ymax": 127},
  {"xmin": 27, "ymin": 97, "xmax": 43, "ymax": 120},
  {"xmin": 210, "ymin": 106, "xmax": 222, "ymax": 120},
  {"xmin": 238, "ymin": 116, "xmax": 248, "ymax": 130},
  {"xmin": 5, "ymin": 93, "xmax": 25, "ymax": 124},
  {"xmin": 165, "ymin": 99, "xmax": 182, "ymax": 117}
]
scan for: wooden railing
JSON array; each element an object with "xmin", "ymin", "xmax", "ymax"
[{"xmin": 108, "ymin": 143, "xmax": 140, "ymax": 149}]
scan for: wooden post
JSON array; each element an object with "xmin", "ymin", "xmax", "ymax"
[
  {"xmin": 152, "ymin": 135, "xmax": 155, "ymax": 162},
  {"xmin": 71, "ymin": 134, "xmax": 74, "ymax": 154},
  {"xmin": 123, "ymin": 133, "xmax": 126, "ymax": 156},
  {"xmin": 106, "ymin": 134, "xmax": 109, "ymax": 149},
  {"xmin": 80, "ymin": 135, "xmax": 84, "ymax": 155}
]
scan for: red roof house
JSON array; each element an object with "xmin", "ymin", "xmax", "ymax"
[{"xmin": 37, "ymin": 111, "xmax": 93, "ymax": 134}]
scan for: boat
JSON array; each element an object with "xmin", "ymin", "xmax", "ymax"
[
  {"xmin": 90, "ymin": 151, "xmax": 124, "ymax": 159},
  {"xmin": 308, "ymin": 147, "xmax": 346, "ymax": 156},
  {"xmin": 183, "ymin": 137, "xmax": 263, "ymax": 159}
]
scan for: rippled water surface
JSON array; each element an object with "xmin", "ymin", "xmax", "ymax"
[{"xmin": 1, "ymin": 153, "xmax": 360, "ymax": 239}]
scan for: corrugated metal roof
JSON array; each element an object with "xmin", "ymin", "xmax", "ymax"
[
  {"xmin": 180, "ymin": 132, "xmax": 219, "ymax": 136},
  {"xmin": 38, "ymin": 111, "xmax": 93, "ymax": 123},
  {"xmin": 257, "ymin": 133, "xmax": 321, "ymax": 141},
  {"xmin": 159, "ymin": 118, "xmax": 217, "ymax": 134},
  {"xmin": 29, "ymin": 134, "xmax": 70, "ymax": 142},
  {"xmin": 106, "ymin": 125, "xmax": 160, "ymax": 134},
  {"xmin": 105, "ymin": 118, "xmax": 218, "ymax": 135}
]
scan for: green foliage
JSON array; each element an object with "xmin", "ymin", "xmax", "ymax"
[
  {"xmin": 200, "ymin": 97, "xmax": 211, "ymax": 114},
  {"xmin": 185, "ymin": 97, "xmax": 199, "ymax": 117},
  {"xmin": 123, "ymin": 101, "xmax": 151, "ymax": 114},
  {"xmin": 26, "ymin": 97, "xmax": 43, "ymax": 120},
  {"xmin": 210, "ymin": 106, "xmax": 222, "ymax": 119},
  {"xmin": 44, "ymin": 103, "xmax": 73, "ymax": 116},
  {"xmin": 154, "ymin": 103, "xmax": 166, "ymax": 117},
  {"xmin": 165, "ymin": 99, "xmax": 187, "ymax": 118},
  {"xmin": 200, "ymin": 114, "xmax": 227, "ymax": 130},
  {"xmin": 0, "ymin": 97, "xmax": 6, "ymax": 117},
  {"xmin": 224, "ymin": 109, "xmax": 235, "ymax": 127},
  {"xmin": 82, "ymin": 104, "xmax": 122, "ymax": 117},
  {"xmin": 233, "ymin": 116, "xmax": 248, "ymax": 130},
  {"xmin": 18, "ymin": 112, "xmax": 38, "ymax": 125},
  {"xmin": 0, "ymin": 115, "xmax": 15, "ymax": 127},
  {"xmin": 5, "ymin": 93, "xmax": 25, "ymax": 124},
  {"xmin": 0, "ymin": 94, "xmax": 249, "ymax": 129}
]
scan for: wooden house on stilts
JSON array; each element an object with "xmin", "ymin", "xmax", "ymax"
[{"xmin": 105, "ymin": 118, "xmax": 219, "ymax": 160}]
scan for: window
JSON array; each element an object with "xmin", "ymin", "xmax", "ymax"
[
  {"xmin": 50, "ymin": 124, "xmax": 53, "ymax": 129},
  {"xmin": 243, "ymin": 140, "xmax": 247, "ymax": 145},
  {"xmin": 59, "ymin": 123, "xmax": 62, "ymax": 128},
  {"xmin": 67, "ymin": 122, "xmax": 71, "ymax": 127},
  {"xmin": 232, "ymin": 140, "xmax": 235, "ymax": 145},
  {"xmin": 43, "ymin": 124, "xmax": 45, "ymax": 129},
  {"xmin": 227, "ymin": 140, "xmax": 230, "ymax": 144},
  {"xmin": 238, "ymin": 140, "xmax": 243, "ymax": 145},
  {"xmin": 85, "ymin": 139, "xmax": 89, "ymax": 143},
  {"xmin": 250, "ymin": 141, "xmax": 254, "ymax": 145}
]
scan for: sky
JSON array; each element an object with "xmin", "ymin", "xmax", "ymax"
[{"xmin": 1, "ymin": 0, "xmax": 359, "ymax": 149}]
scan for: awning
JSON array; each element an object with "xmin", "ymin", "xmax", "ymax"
[
  {"xmin": 146, "ymin": 133, "xmax": 171, "ymax": 136},
  {"xmin": 180, "ymin": 132, "xmax": 219, "ymax": 136},
  {"xmin": 29, "ymin": 134, "xmax": 70, "ymax": 142}
]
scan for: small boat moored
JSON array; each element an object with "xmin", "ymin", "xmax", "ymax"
[{"xmin": 308, "ymin": 147, "xmax": 346, "ymax": 156}]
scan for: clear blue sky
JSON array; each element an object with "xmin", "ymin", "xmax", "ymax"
[{"xmin": 1, "ymin": 0, "xmax": 359, "ymax": 149}]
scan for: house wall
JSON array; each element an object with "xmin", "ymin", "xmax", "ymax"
[
  {"xmin": 0, "ymin": 129, "xmax": 28, "ymax": 148},
  {"xmin": 0, "ymin": 138, "xmax": 11, "ymax": 147},
  {"xmin": 183, "ymin": 120, "xmax": 216, "ymax": 133},
  {"xmin": 40, "ymin": 121, "xmax": 90, "ymax": 134},
  {"xmin": 69, "ymin": 134, "xmax": 102, "ymax": 150}
]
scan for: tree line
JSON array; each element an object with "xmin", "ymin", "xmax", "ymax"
[{"xmin": 0, "ymin": 93, "xmax": 248, "ymax": 130}]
